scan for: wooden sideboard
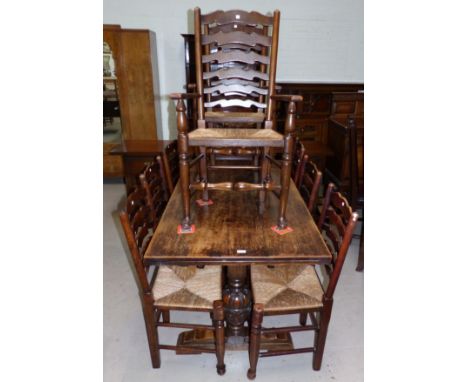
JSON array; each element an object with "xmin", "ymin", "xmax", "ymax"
[
  {"xmin": 110, "ymin": 140, "xmax": 176, "ymax": 194},
  {"xmin": 326, "ymin": 92, "xmax": 364, "ymax": 194},
  {"xmin": 104, "ymin": 25, "xmax": 162, "ymax": 178}
]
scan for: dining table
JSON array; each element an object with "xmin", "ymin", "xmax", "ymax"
[{"xmin": 143, "ymin": 168, "xmax": 332, "ymax": 352}]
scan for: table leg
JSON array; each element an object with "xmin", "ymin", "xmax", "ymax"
[{"xmin": 223, "ymin": 266, "xmax": 251, "ymax": 345}]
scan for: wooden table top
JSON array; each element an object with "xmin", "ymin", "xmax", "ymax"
[{"xmin": 144, "ymin": 170, "xmax": 331, "ymax": 266}]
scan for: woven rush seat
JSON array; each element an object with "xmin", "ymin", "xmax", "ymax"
[
  {"xmin": 188, "ymin": 128, "xmax": 284, "ymax": 147},
  {"xmin": 205, "ymin": 111, "xmax": 265, "ymax": 123},
  {"xmin": 250, "ymin": 264, "xmax": 324, "ymax": 312},
  {"xmin": 152, "ymin": 265, "xmax": 222, "ymax": 310}
]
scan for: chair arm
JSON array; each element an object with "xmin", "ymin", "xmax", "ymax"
[
  {"xmin": 169, "ymin": 92, "xmax": 201, "ymax": 100},
  {"xmin": 270, "ymin": 94, "xmax": 303, "ymax": 103}
]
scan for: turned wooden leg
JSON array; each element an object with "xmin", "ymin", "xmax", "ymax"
[
  {"xmin": 277, "ymin": 102, "xmax": 296, "ymax": 229},
  {"xmin": 199, "ymin": 146, "xmax": 209, "ymax": 201},
  {"xmin": 162, "ymin": 310, "xmax": 170, "ymax": 323},
  {"xmin": 213, "ymin": 300, "xmax": 226, "ymax": 376},
  {"xmin": 259, "ymin": 147, "xmax": 270, "ymax": 204},
  {"xmin": 142, "ymin": 294, "xmax": 161, "ymax": 368},
  {"xmin": 247, "ymin": 304, "xmax": 264, "ymax": 380},
  {"xmin": 222, "ymin": 266, "xmax": 251, "ymax": 340},
  {"xmin": 299, "ymin": 312, "xmax": 307, "ymax": 326},
  {"xmin": 176, "ymin": 99, "xmax": 191, "ymax": 230},
  {"xmin": 313, "ymin": 298, "xmax": 333, "ymax": 370}
]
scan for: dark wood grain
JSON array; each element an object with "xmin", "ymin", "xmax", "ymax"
[{"xmin": 144, "ymin": 169, "xmax": 331, "ymax": 266}]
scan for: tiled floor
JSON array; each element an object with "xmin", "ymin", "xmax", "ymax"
[{"xmin": 104, "ymin": 182, "xmax": 363, "ymax": 382}]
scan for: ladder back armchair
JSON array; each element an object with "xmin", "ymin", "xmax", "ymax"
[{"xmin": 171, "ymin": 8, "xmax": 303, "ymax": 232}]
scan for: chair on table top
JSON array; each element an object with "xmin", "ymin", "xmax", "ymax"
[
  {"xmin": 246, "ymin": 183, "xmax": 358, "ymax": 379},
  {"xmin": 119, "ymin": 187, "xmax": 226, "ymax": 374},
  {"xmin": 296, "ymin": 154, "xmax": 322, "ymax": 222},
  {"xmin": 170, "ymin": 8, "xmax": 302, "ymax": 232}
]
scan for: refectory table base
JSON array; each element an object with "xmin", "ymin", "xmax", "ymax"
[{"xmin": 175, "ymin": 328, "xmax": 293, "ymax": 354}]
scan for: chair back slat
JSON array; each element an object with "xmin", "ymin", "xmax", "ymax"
[
  {"xmin": 202, "ymin": 31, "xmax": 272, "ymax": 47},
  {"xmin": 203, "ymin": 67, "xmax": 269, "ymax": 82},
  {"xmin": 317, "ymin": 183, "xmax": 359, "ymax": 299},
  {"xmin": 125, "ymin": 188, "xmax": 146, "ymax": 220},
  {"xmin": 203, "ymin": 50, "xmax": 270, "ymax": 65},
  {"xmin": 204, "ymin": 84, "xmax": 268, "ymax": 96},
  {"xmin": 208, "ymin": 23, "xmax": 265, "ymax": 34},
  {"xmin": 209, "ymin": 79, "xmax": 265, "ymax": 87},
  {"xmin": 201, "ymin": 9, "xmax": 274, "ymax": 26},
  {"xmin": 298, "ymin": 157, "xmax": 322, "ymax": 214},
  {"xmin": 204, "ymin": 98, "xmax": 266, "ymax": 109}
]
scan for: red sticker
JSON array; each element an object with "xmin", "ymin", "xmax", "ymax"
[
  {"xmin": 177, "ymin": 224, "xmax": 196, "ymax": 234},
  {"xmin": 271, "ymin": 225, "xmax": 294, "ymax": 235},
  {"xmin": 196, "ymin": 199, "xmax": 214, "ymax": 207}
]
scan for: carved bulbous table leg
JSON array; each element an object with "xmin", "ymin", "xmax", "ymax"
[{"xmin": 222, "ymin": 266, "xmax": 252, "ymax": 344}]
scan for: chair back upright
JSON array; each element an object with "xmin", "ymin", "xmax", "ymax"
[
  {"xmin": 291, "ymin": 140, "xmax": 306, "ymax": 185},
  {"xmin": 119, "ymin": 187, "xmax": 154, "ymax": 294},
  {"xmin": 317, "ymin": 183, "xmax": 358, "ymax": 299},
  {"xmin": 194, "ymin": 8, "xmax": 280, "ymax": 124},
  {"xmin": 163, "ymin": 141, "xmax": 179, "ymax": 193}
]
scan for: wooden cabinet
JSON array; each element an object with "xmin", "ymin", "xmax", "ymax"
[
  {"xmin": 275, "ymin": 83, "xmax": 363, "ymax": 170},
  {"xmin": 326, "ymin": 92, "xmax": 364, "ymax": 193},
  {"xmin": 275, "ymin": 83, "xmax": 363, "ymax": 139},
  {"xmin": 103, "ymin": 25, "xmax": 161, "ymax": 178}
]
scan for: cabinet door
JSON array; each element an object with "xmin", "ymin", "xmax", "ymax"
[{"xmin": 118, "ymin": 30, "xmax": 158, "ymax": 140}]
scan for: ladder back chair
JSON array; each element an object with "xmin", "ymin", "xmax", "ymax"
[
  {"xmin": 247, "ymin": 183, "xmax": 358, "ymax": 379},
  {"xmin": 119, "ymin": 187, "xmax": 226, "ymax": 374},
  {"xmin": 139, "ymin": 155, "xmax": 168, "ymax": 230},
  {"xmin": 297, "ymin": 154, "xmax": 323, "ymax": 222},
  {"xmin": 170, "ymin": 8, "xmax": 302, "ymax": 232}
]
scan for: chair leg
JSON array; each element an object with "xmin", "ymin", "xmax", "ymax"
[
  {"xmin": 175, "ymin": 99, "xmax": 191, "ymax": 230},
  {"xmin": 277, "ymin": 101, "xmax": 296, "ymax": 229},
  {"xmin": 199, "ymin": 146, "xmax": 209, "ymax": 201},
  {"xmin": 142, "ymin": 296, "xmax": 161, "ymax": 368},
  {"xmin": 356, "ymin": 222, "xmax": 364, "ymax": 271},
  {"xmin": 313, "ymin": 298, "xmax": 333, "ymax": 371},
  {"xmin": 247, "ymin": 304, "xmax": 264, "ymax": 380},
  {"xmin": 162, "ymin": 310, "xmax": 170, "ymax": 323},
  {"xmin": 299, "ymin": 312, "xmax": 307, "ymax": 326},
  {"xmin": 259, "ymin": 147, "xmax": 269, "ymax": 204},
  {"xmin": 213, "ymin": 300, "xmax": 226, "ymax": 375}
]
